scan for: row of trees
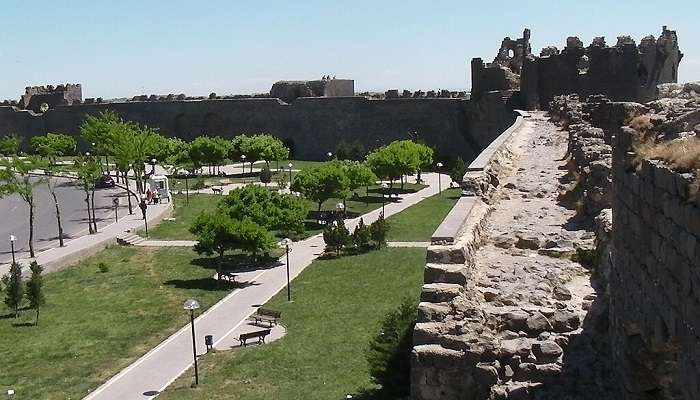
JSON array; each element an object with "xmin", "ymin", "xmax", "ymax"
[
  {"xmin": 2, "ymin": 261, "xmax": 45, "ymax": 324},
  {"xmin": 323, "ymin": 215, "xmax": 388, "ymax": 256}
]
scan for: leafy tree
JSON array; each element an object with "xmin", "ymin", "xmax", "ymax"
[
  {"xmin": 450, "ymin": 157, "xmax": 467, "ymax": 185},
  {"xmin": 366, "ymin": 297, "xmax": 418, "ymax": 396},
  {"xmin": 166, "ymin": 140, "xmax": 196, "ymax": 205},
  {"xmin": 343, "ymin": 161, "xmax": 377, "ymax": 205},
  {"xmin": 190, "ymin": 136, "xmax": 231, "ymax": 175},
  {"xmin": 4, "ymin": 262, "xmax": 24, "ymax": 318},
  {"xmin": 366, "ymin": 140, "xmax": 424, "ymax": 189},
  {"xmin": 260, "ymin": 166, "xmax": 273, "ymax": 187},
  {"xmin": 415, "ymin": 143, "xmax": 434, "ymax": 184},
  {"xmin": 218, "ymin": 185, "xmax": 306, "ymax": 235},
  {"xmin": 191, "ymin": 213, "xmax": 276, "ymax": 278},
  {"xmin": 291, "ymin": 162, "xmax": 350, "ymax": 213},
  {"xmin": 0, "ymin": 134, "xmax": 21, "ymax": 156},
  {"xmin": 370, "ymin": 213, "xmax": 388, "ymax": 249},
  {"xmin": 81, "ymin": 111, "xmax": 121, "ymax": 173},
  {"xmin": 74, "ymin": 154, "xmax": 102, "ymax": 234},
  {"xmin": 323, "ymin": 220, "xmax": 350, "ymax": 256},
  {"xmin": 352, "ymin": 218, "xmax": 372, "ymax": 251},
  {"xmin": 30, "ymin": 133, "xmax": 77, "ymax": 161},
  {"xmin": 26, "ymin": 261, "xmax": 45, "ymax": 325},
  {"xmin": 0, "ymin": 157, "xmax": 47, "ymax": 257},
  {"xmin": 258, "ymin": 134, "xmax": 289, "ymax": 169}
]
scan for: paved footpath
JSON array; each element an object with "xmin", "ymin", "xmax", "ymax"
[{"xmin": 83, "ymin": 172, "xmax": 446, "ymax": 400}]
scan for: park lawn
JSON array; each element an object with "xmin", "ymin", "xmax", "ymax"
[
  {"xmin": 148, "ymin": 183, "xmax": 427, "ymax": 240},
  {"xmin": 0, "ymin": 246, "xmax": 231, "ymax": 400},
  {"xmin": 147, "ymin": 193, "xmax": 222, "ymax": 240},
  {"xmin": 158, "ymin": 247, "xmax": 426, "ymax": 400},
  {"xmin": 386, "ymin": 187, "xmax": 462, "ymax": 241}
]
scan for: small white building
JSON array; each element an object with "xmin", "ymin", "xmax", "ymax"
[{"xmin": 147, "ymin": 175, "xmax": 171, "ymax": 202}]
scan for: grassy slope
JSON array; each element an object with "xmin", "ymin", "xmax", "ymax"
[
  {"xmin": 386, "ymin": 187, "xmax": 461, "ymax": 241},
  {"xmin": 0, "ymin": 247, "xmax": 230, "ymax": 399},
  {"xmin": 159, "ymin": 247, "xmax": 426, "ymax": 400}
]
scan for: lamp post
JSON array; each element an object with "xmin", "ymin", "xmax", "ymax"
[
  {"xmin": 183, "ymin": 170, "xmax": 190, "ymax": 205},
  {"xmin": 327, "ymin": 151, "xmax": 333, "ymax": 160},
  {"xmin": 279, "ymin": 238, "xmax": 293, "ymax": 301},
  {"xmin": 436, "ymin": 162, "xmax": 443, "ymax": 196},
  {"xmin": 183, "ymin": 299, "xmax": 201, "ymax": 386},
  {"xmin": 150, "ymin": 158, "xmax": 157, "ymax": 175},
  {"xmin": 139, "ymin": 195, "xmax": 148, "ymax": 237},
  {"xmin": 336, "ymin": 202, "xmax": 345, "ymax": 221},
  {"xmin": 380, "ymin": 183, "xmax": 388, "ymax": 215},
  {"xmin": 240, "ymin": 155, "xmax": 246, "ymax": 175},
  {"xmin": 288, "ymin": 162, "xmax": 293, "ymax": 188},
  {"xmin": 9, "ymin": 235, "xmax": 16, "ymax": 264}
]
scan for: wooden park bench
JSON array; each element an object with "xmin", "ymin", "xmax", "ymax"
[
  {"xmin": 238, "ymin": 329, "xmax": 271, "ymax": 347},
  {"xmin": 250, "ymin": 308, "xmax": 281, "ymax": 327}
]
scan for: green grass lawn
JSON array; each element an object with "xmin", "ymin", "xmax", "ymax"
[
  {"xmin": 0, "ymin": 246, "xmax": 231, "ymax": 400},
  {"xmin": 158, "ymin": 247, "xmax": 426, "ymax": 400},
  {"xmin": 386, "ymin": 187, "xmax": 461, "ymax": 241},
  {"xmin": 148, "ymin": 183, "xmax": 427, "ymax": 240},
  {"xmin": 147, "ymin": 194, "xmax": 222, "ymax": 240}
]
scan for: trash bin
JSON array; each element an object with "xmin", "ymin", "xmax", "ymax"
[{"xmin": 205, "ymin": 334, "xmax": 213, "ymax": 352}]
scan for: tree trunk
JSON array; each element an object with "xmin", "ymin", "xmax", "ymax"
[
  {"xmin": 124, "ymin": 171, "xmax": 133, "ymax": 214},
  {"xmin": 90, "ymin": 188, "xmax": 98, "ymax": 233},
  {"xmin": 85, "ymin": 192, "xmax": 94, "ymax": 234},
  {"xmin": 185, "ymin": 176, "xmax": 189, "ymax": 205},
  {"xmin": 28, "ymin": 199, "xmax": 35, "ymax": 258},
  {"xmin": 105, "ymin": 155, "xmax": 109, "ymax": 177},
  {"xmin": 35, "ymin": 307, "xmax": 40, "ymax": 326},
  {"xmin": 51, "ymin": 189, "xmax": 65, "ymax": 247}
]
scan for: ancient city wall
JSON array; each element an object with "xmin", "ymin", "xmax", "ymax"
[
  {"xmin": 0, "ymin": 92, "xmax": 515, "ymax": 161},
  {"xmin": 610, "ymin": 126, "xmax": 700, "ymax": 399}
]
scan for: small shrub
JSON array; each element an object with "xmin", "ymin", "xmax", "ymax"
[
  {"xmin": 352, "ymin": 218, "xmax": 372, "ymax": 251},
  {"xmin": 98, "ymin": 262, "xmax": 109, "ymax": 273},
  {"xmin": 450, "ymin": 157, "xmax": 467, "ymax": 185},
  {"xmin": 366, "ymin": 296, "xmax": 418, "ymax": 396},
  {"xmin": 627, "ymin": 114, "xmax": 654, "ymax": 134},
  {"xmin": 323, "ymin": 221, "xmax": 350, "ymax": 256},
  {"xmin": 370, "ymin": 213, "xmax": 388, "ymax": 249},
  {"xmin": 260, "ymin": 166, "xmax": 273, "ymax": 186}
]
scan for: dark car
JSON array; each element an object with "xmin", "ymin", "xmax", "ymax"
[{"xmin": 95, "ymin": 174, "xmax": 116, "ymax": 189}]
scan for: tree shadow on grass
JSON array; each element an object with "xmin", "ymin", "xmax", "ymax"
[
  {"xmin": 190, "ymin": 254, "xmax": 281, "ymax": 274},
  {"xmin": 12, "ymin": 321, "xmax": 35, "ymax": 328},
  {"xmin": 163, "ymin": 277, "xmax": 237, "ymax": 291}
]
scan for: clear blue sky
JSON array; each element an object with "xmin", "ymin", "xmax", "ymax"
[{"xmin": 1, "ymin": 0, "xmax": 697, "ymax": 100}]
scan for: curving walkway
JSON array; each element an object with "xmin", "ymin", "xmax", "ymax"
[{"xmin": 82, "ymin": 172, "xmax": 447, "ymax": 400}]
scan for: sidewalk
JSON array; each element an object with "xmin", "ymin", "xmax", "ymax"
[{"xmin": 82, "ymin": 172, "xmax": 446, "ymax": 399}]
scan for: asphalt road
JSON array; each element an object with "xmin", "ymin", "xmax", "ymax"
[{"xmin": 0, "ymin": 177, "xmax": 131, "ymax": 264}]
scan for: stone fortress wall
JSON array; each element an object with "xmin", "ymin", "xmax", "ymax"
[
  {"xmin": 0, "ymin": 77, "xmax": 514, "ymax": 161},
  {"xmin": 611, "ymin": 127, "xmax": 699, "ymax": 399},
  {"xmin": 411, "ymin": 26, "xmax": 696, "ymax": 400}
]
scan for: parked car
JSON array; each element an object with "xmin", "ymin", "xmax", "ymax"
[{"xmin": 95, "ymin": 174, "xmax": 115, "ymax": 189}]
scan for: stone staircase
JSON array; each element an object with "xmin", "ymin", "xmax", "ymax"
[{"xmin": 117, "ymin": 232, "xmax": 146, "ymax": 246}]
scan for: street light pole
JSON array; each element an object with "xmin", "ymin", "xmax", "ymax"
[
  {"xmin": 288, "ymin": 162, "xmax": 293, "ymax": 189},
  {"xmin": 436, "ymin": 162, "xmax": 443, "ymax": 196},
  {"xmin": 279, "ymin": 238, "xmax": 293, "ymax": 301},
  {"xmin": 151, "ymin": 158, "xmax": 157, "ymax": 175},
  {"xmin": 9, "ymin": 235, "xmax": 16, "ymax": 264},
  {"xmin": 183, "ymin": 299, "xmax": 200, "ymax": 386},
  {"xmin": 380, "ymin": 183, "xmax": 388, "ymax": 216},
  {"xmin": 241, "ymin": 155, "xmax": 246, "ymax": 175}
]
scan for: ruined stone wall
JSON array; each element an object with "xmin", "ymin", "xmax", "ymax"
[
  {"xmin": 521, "ymin": 27, "xmax": 682, "ymax": 110},
  {"xmin": 610, "ymin": 126, "xmax": 700, "ymax": 400},
  {"xmin": 0, "ymin": 93, "xmax": 515, "ymax": 161}
]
